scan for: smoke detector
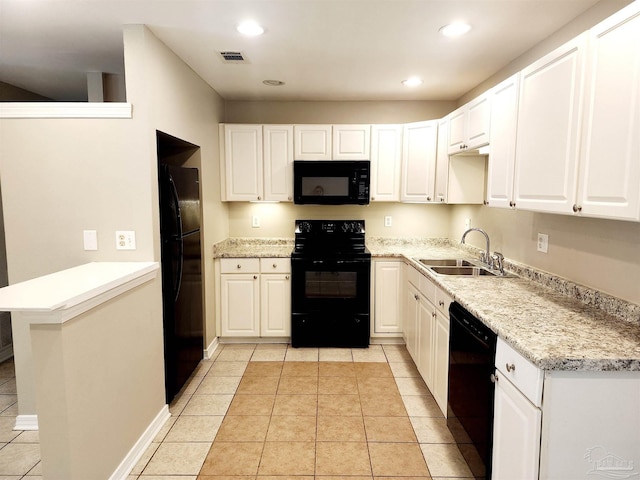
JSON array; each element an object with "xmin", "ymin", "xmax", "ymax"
[{"xmin": 219, "ymin": 51, "xmax": 248, "ymax": 63}]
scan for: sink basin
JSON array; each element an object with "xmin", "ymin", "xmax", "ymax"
[
  {"xmin": 419, "ymin": 259, "xmax": 475, "ymax": 267},
  {"xmin": 429, "ymin": 266, "xmax": 498, "ymax": 276}
]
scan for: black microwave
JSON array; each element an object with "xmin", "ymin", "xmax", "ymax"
[{"xmin": 293, "ymin": 160, "xmax": 370, "ymax": 205}]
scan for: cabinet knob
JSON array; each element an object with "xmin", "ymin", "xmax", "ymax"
[
  {"xmin": 253, "ymin": 275, "xmax": 258, "ymax": 280},
  {"xmin": 285, "ymin": 275, "xmax": 290, "ymax": 280},
  {"xmin": 257, "ymin": 196, "xmax": 262, "ymax": 201},
  {"xmin": 491, "ymin": 373, "xmax": 498, "ymax": 383},
  {"xmin": 506, "ymin": 363, "xmax": 516, "ymax": 373},
  {"xmin": 509, "ymin": 201, "xmax": 516, "ymax": 208},
  {"xmin": 572, "ymin": 204, "xmax": 582, "ymax": 213},
  {"xmin": 288, "ymin": 196, "xmax": 292, "ymax": 201},
  {"xmin": 439, "ymin": 300, "xmax": 445, "ymax": 307},
  {"xmin": 414, "ymin": 294, "xmax": 419, "ymax": 301},
  {"xmin": 427, "ymin": 196, "xmax": 432, "ymax": 201},
  {"xmin": 237, "ymin": 264, "xmax": 242, "ymax": 269},
  {"xmin": 483, "ymin": 200, "xmax": 489, "ymax": 206},
  {"xmin": 273, "ymin": 263, "xmax": 277, "ymax": 268}
]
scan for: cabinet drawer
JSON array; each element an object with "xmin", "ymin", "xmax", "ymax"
[
  {"xmin": 496, "ymin": 338, "xmax": 543, "ymax": 407},
  {"xmin": 220, "ymin": 258, "xmax": 260, "ymax": 274},
  {"xmin": 419, "ymin": 275, "xmax": 436, "ymax": 304},
  {"xmin": 405, "ymin": 263, "xmax": 421, "ymax": 287},
  {"xmin": 260, "ymin": 258, "xmax": 291, "ymax": 273},
  {"xmin": 435, "ymin": 288, "xmax": 453, "ymax": 315}
]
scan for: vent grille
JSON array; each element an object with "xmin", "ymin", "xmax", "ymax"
[{"xmin": 219, "ymin": 51, "xmax": 247, "ymax": 63}]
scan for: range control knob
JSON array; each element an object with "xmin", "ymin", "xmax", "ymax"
[{"xmin": 298, "ymin": 221, "xmax": 312, "ymax": 233}]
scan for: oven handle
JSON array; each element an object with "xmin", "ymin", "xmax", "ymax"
[{"xmin": 310, "ymin": 259, "xmax": 364, "ymax": 265}]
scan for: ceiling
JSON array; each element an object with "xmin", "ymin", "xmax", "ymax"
[{"xmin": 0, "ymin": 0, "xmax": 607, "ymax": 102}]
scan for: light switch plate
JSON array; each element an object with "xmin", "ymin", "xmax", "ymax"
[
  {"xmin": 252, "ymin": 216, "xmax": 260, "ymax": 228},
  {"xmin": 116, "ymin": 231, "xmax": 136, "ymax": 250},
  {"xmin": 537, "ymin": 233, "xmax": 549, "ymax": 253},
  {"xmin": 83, "ymin": 230, "xmax": 98, "ymax": 251}
]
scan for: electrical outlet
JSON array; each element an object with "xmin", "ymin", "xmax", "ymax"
[
  {"xmin": 464, "ymin": 218, "xmax": 471, "ymax": 230},
  {"xmin": 384, "ymin": 216, "xmax": 392, "ymax": 227},
  {"xmin": 252, "ymin": 216, "xmax": 260, "ymax": 228},
  {"xmin": 83, "ymin": 230, "xmax": 98, "ymax": 251},
  {"xmin": 537, "ymin": 233, "xmax": 549, "ymax": 253},
  {"xmin": 116, "ymin": 231, "xmax": 136, "ymax": 250}
]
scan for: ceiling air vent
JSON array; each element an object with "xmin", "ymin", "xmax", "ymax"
[{"xmin": 219, "ymin": 51, "xmax": 248, "ymax": 63}]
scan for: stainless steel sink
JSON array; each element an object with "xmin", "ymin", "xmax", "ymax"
[
  {"xmin": 429, "ymin": 266, "xmax": 498, "ymax": 276},
  {"xmin": 418, "ymin": 259, "xmax": 475, "ymax": 267}
]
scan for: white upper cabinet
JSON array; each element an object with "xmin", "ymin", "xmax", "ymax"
[
  {"xmin": 263, "ymin": 125, "xmax": 294, "ymax": 202},
  {"xmin": 222, "ymin": 124, "xmax": 263, "ymax": 201},
  {"xmin": 447, "ymin": 92, "xmax": 491, "ymax": 154},
  {"xmin": 576, "ymin": 1, "xmax": 640, "ymax": 221},
  {"xmin": 294, "ymin": 125, "xmax": 332, "ymax": 160},
  {"xmin": 332, "ymin": 125, "xmax": 371, "ymax": 160},
  {"xmin": 513, "ymin": 33, "xmax": 588, "ymax": 214},
  {"xmin": 401, "ymin": 120, "xmax": 438, "ymax": 202},
  {"xmin": 370, "ymin": 125, "xmax": 402, "ymax": 202},
  {"xmin": 486, "ymin": 74, "xmax": 520, "ymax": 209}
]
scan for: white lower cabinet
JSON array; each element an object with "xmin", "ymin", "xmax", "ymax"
[
  {"xmin": 219, "ymin": 258, "xmax": 290, "ymax": 338},
  {"xmin": 372, "ymin": 260, "xmax": 403, "ymax": 336}
]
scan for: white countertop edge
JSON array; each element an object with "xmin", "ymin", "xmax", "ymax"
[{"xmin": 0, "ymin": 262, "xmax": 159, "ymax": 322}]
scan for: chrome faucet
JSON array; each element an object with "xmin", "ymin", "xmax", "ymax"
[{"xmin": 461, "ymin": 228, "xmax": 492, "ymax": 268}]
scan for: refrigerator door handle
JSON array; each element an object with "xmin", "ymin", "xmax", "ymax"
[{"xmin": 168, "ymin": 174, "xmax": 184, "ymax": 301}]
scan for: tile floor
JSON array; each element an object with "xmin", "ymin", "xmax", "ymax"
[{"xmin": 0, "ymin": 344, "xmax": 477, "ymax": 479}]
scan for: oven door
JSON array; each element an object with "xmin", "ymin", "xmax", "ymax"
[{"xmin": 291, "ymin": 256, "xmax": 370, "ymax": 348}]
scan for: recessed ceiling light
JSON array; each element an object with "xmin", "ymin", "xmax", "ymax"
[
  {"xmin": 263, "ymin": 79, "xmax": 285, "ymax": 86},
  {"xmin": 237, "ymin": 20, "xmax": 264, "ymax": 36},
  {"xmin": 402, "ymin": 77, "xmax": 423, "ymax": 87},
  {"xmin": 439, "ymin": 22, "xmax": 472, "ymax": 37}
]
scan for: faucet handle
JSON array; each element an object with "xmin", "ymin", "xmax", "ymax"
[{"xmin": 492, "ymin": 252, "xmax": 505, "ymax": 274}]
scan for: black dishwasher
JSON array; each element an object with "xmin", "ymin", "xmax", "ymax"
[{"xmin": 448, "ymin": 302, "xmax": 497, "ymax": 480}]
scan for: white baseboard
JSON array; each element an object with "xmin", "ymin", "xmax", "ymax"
[
  {"xmin": 0, "ymin": 345, "xmax": 13, "ymax": 363},
  {"xmin": 109, "ymin": 404, "xmax": 170, "ymax": 480},
  {"xmin": 204, "ymin": 337, "xmax": 220, "ymax": 359},
  {"xmin": 14, "ymin": 414, "xmax": 38, "ymax": 431}
]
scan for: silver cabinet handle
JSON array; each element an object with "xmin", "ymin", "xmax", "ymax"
[
  {"xmin": 285, "ymin": 275, "xmax": 290, "ymax": 280},
  {"xmin": 237, "ymin": 264, "xmax": 242, "ymax": 269},
  {"xmin": 427, "ymin": 196, "xmax": 432, "ymax": 201},
  {"xmin": 414, "ymin": 294, "xmax": 419, "ymax": 301},
  {"xmin": 491, "ymin": 373, "xmax": 498, "ymax": 383},
  {"xmin": 439, "ymin": 300, "xmax": 445, "ymax": 307},
  {"xmin": 506, "ymin": 363, "xmax": 516, "ymax": 373},
  {"xmin": 573, "ymin": 204, "xmax": 582, "ymax": 213},
  {"xmin": 371, "ymin": 196, "xmax": 375, "ymax": 201},
  {"xmin": 253, "ymin": 275, "xmax": 258, "ymax": 280},
  {"xmin": 273, "ymin": 263, "xmax": 277, "ymax": 268},
  {"xmin": 257, "ymin": 196, "xmax": 262, "ymax": 200},
  {"xmin": 509, "ymin": 201, "xmax": 516, "ymax": 208}
]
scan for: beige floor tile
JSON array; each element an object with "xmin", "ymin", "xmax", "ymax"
[
  {"xmin": 281, "ymin": 361, "xmax": 319, "ymax": 376},
  {"xmin": 258, "ymin": 476, "xmax": 312, "ymax": 480},
  {"xmin": 420, "ymin": 444, "xmax": 473, "ymax": 478},
  {"xmin": 143, "ymin": 442, "xmax": 210, "ymax": 476},
  {"xmin": 0, "ymin": 443, "xmax": 40, "ymax": 475},
  {"xmin": 181, "ymin": 394, "xmax": 234, "ymax": 416},
  {"xmin": 195, "ymin": 376, "xmax": 242, "ymax": 395},
  {"xmin": 206, "ymin": 361, "xmax": 248, "ymax": 377},
  {"xmin": 250, "ymin": 349, "xmax": 286, "ymax": 361},
  {"xmin": 364, "ymin": 416, "xmax": 417, "ymax": 442},
  {"xmin": 284, "ymin": 348, "xmax": 319, "ymax": 362},
  {"xmin": 0, "ymin": 361, "xmax": 15, "ymax": 378},
  {"xmin": 319, "ymin": 348, "xmax": 353, "ymax": 362},
  {"xmin": 352, "ymin": 346, "xmax": 387, "ymax": 363},
  {"xmin": 154, "ymin": 416, "xmax": 177, "ymax": 442},
  {"xmin": 138, "ymin": 476, "xmax": 197, "ymax": 480},
  {"xmin": 315, "ymin": 442, "xmax": 372, "ymax": 476},
  {"xmin": 0, "ymin": 403, "xmax": 17, "ymax": 417},
  {"xmin": 317, "ymin": 415, "xmax": 366, "ymax": 442},
  {"xmin": 395, "ymin": 377, "xmax": 430, "ymax": 395},
  {"xmin": 255, "ymin": 343, "xmax": 288, "ymax": 350},
  {"xmin": 369, "ymin": 442, "xmax": 430, "ymax": 477},
  {"xmin": 410, "ymin": 417, "xmax": 456, "ymax": 444},
  {"xmin": 192, "ymin": 360, "xmax": 214, "ymax": 377},
  {"xmin": 277, "ymin": 376, "xmax": 318, "ymax": 395},
  {"xmin": 0, "ymin": 417, "xmax": 20, "ymax": 443},
  {"xmin": 317, "ymin": 394, "xmax": 362, "ymax": 416},
  {"xmin": 357, "ymin": 376, "xmax": 399, "ymax": 395},
  {"xmin": 318, "ymin": 376, "xmax": 358, "ymax": 395},
  {"xmin": 165, "ymin": 415, "xmax": 223, "ymax": 443},
  {"xmin": 360, "ymin": 393, "xmax": 407, "ymax": 417},
  {"xmin": 215, "ymin": 415, "xmax": 270, "ymax": 442},
  {"xmin": 442, "ymin": 415, "xmax": 471, "ymax": 443},
  {"xmin": 389, "ymin": 362, "xmax": 421, "ymax": 378},
  {"xmin": 236, "ymin": 376, "xmax": 280, "ymax": 395},
  {"xmin": 243, "ymin": 362, "xmax": 283, "ymax": 377},
  {"xmin": 373, "ymin": 477, "xmax": 430, "ymax": 480},
  {"xmin": 181, "ymin": 375, "xmax": 204, "ymax": 395},
  {"xmin": 131, "ymin": 442, "xmax": 160, "ymax": 475},
  {"xmin": 318, "ymin": 362, "xmax": 356, "ymax": 377},
  {"xmin": 200, "ymin": 442, "xmax": 263, "ymax": 476},
  {"xmin": 0, "ymin": 395, "xmax": 17, "ymax": 412},
  {"xmin": 354, "ymin": 362, "xmax": 393, "ymax": 378},
  {"xmin": 318, "ymin": 477, "xmax": 372, "ymax": 480},
  {"xmin": 402, "ymin": 395, "xmax": 444, "ymax": 417},
  {"xmin": 12, "ymin": 431, "xmax": 39, "ymax": 443},
  {"xmin": 227, "ymin": 395, "xmax": 276, "ymax": 416},
  {"xmin": 26, "ymin": 459, "xmax": 42, "ymax": 476},
  {"xmin": 258, "ymin": 442, "xmax": 315, "ymax": 475},
  {"xmin": 0, "ymin": 379, "xmax": 16, "ymax": 394},
  {"xmin": 217, "ymin": 348, "xmax": 255, "ymax": 362},
  {"xmin": 272, "ymin": 394, "xmax": 317, "ymax": 416},
  {"xmin": 382, "ymin": 348, "xmax": 413, "ymax": 363},
  {"xmin": 169, "ymin": 393, "xmax": 192, "ymax": 416},
  {"xmin": 266, "ymin": 415, "xmax": 316, "ymax": 442}
]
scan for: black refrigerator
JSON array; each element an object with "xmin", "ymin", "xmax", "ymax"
[{"xmin": 159, "ymin": 164, "xmax": 203, "ymax": 403}]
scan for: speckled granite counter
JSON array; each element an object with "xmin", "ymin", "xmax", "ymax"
[{"xmin": 214, "ymin": 237, "xmax": 640, "ymax": 372}]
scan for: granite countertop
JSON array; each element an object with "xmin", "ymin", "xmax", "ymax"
[{"xmin": 214, "ymin": 237, "xmax": 640, "ymax": 372}]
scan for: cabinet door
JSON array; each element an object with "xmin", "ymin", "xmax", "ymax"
[
  {"xmin": 433, "ymin": 310, "xmax": 449, "ymax": 416},
  {"xmin": 434, "ymin": 118, "xmax": 449, "ymax": 203},
  {"xmin": 492, "ymin": 374, "xmax": 541, "ymax": 480},
  {"xmin": 263, "ymin": 125, "xmax": 294, "ymax": 202},
  {"xmin": 404, "ymin": 281, "xmax": 420, "ymax": 362},
  {"xmin": 466, "ymin": 92, "xmax": 491, "ymax": 149},
  {"xmin": 260, "ymin": 273, "xmax": 291, "ymax": 337},
  {"xmin": 223, "ymin": 124, "xmax": 263, "ymax": 201},
  {"xmin": 373, "ymin": 261, "xmax": 402, "ymax": 334},
  {"xmin": 513, "ymin": 33, "xmax": 587, "ymax": 214},
  {"xmin": 417, "ymin": 298, "xmax": 435, "ymax": 390},
  {"xmin": 401, "ymin": 120, "xmax": 438, "ymax": 202},
  {"xmin": 332, "ymin": 125, "xmax": 371, "ymax": 160},
  {"xmin": 447, "ymin": 107, "xmax": 467, "ymax": 154},
  {"xmin": 370, "ymin": 125, "xmax": 402, "ymax": 202},
  {"xmin": 221, "ymin": 274, "xmax": 260, "ymax": 336},
  {"xmin": 294, "ymin": 125, "xmax": 332, "ymax": 160},
  {"xmin": 487, "ymin": 74, "xmax": 520, "ymax": 209},
  {"xmin": 577, "ymin": 2, "xmax": 640, "ymax": 221}
]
